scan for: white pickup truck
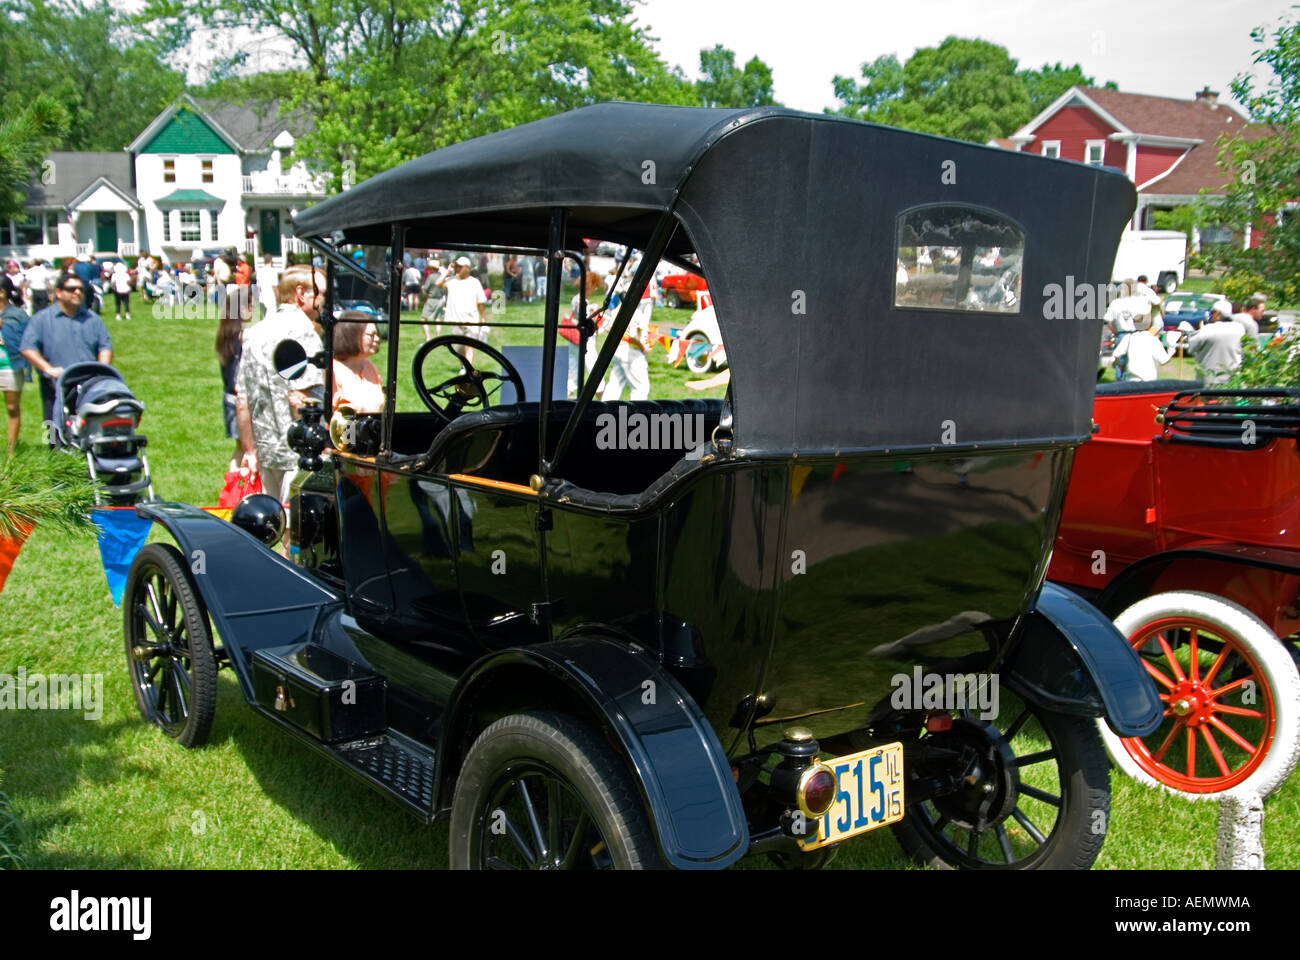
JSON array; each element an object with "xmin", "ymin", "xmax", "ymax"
[{"xmin": 1111, "ymin": 229, "xmax": 1187, "ymax": 294}]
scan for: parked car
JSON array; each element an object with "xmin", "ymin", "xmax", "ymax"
[
  {"xmin": 1050, "ymin": 381, "xmax": 1300, "ymax": 798},
  {"xmin": 1161, "ymin": 292, "xmax": 1229, "ymax": 330},
  {"xmin": 122, "ymin": 101, "xmax": 1158, "ymax": 870},
  {"xmin": 680, "ymin": 301, "xmax": 726, "ymax": 375},
  {"xmin": 659, "ymin": 271, "xmax": 708, "ymax": 308}
]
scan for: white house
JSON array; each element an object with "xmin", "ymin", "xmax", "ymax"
[
  {"xmin": 2, "ymin": 95, "xmax": 327, "ymax": 266},
  {"xmin": 1, "ymin": 152, "xmax": 142, "ymax": 261}
]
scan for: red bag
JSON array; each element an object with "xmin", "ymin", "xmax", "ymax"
[
  {"xmin": 558, "ymin": 310, "xmax": 581, "ymax": 345},
  {"xmin": 218, "ymin": 468, "xmax": 263, "ymax": 508}
]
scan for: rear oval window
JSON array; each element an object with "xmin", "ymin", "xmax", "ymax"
[{"xmin": 895, "ymin": 205, "xmax": 1024, "ymax": 314}]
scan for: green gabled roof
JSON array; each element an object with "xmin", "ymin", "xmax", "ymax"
[
  {"xmin": 139, "ymin": 109, "xmax": 235, "ymax": 155},
  {"xmin": 155, "ymin": 189, "xmax": 223, "ymax": 204}
]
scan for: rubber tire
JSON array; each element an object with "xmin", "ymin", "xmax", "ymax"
[
  {"xmin": 123, "ymin": 542, "xmax": 217, "ymax": 748},
  {"xmin": 891, "ymin": 707, "xmax": 1111, "ymax": 870},
  {"xmin": 1100, "ymin": 591, "xmax": 1300, "ymax": 800},
  {"xmin": 665, "ymin": 290, "xmax": 681, "ymax": 309},
  {"xmin": 1160, "ymin": 274, "xmax": 1178, "ymax": 295},
  {"xmin": 449, "ymin": 711, "xmax": 661, "ymax": 870},
  {"xmin": 684, "ymin": 333, "xmax": 714, "ymax": 375}
]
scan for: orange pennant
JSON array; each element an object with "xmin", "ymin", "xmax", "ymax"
[{"xmin": 0, "ymin": 522, "xmax": 33, "ymax": 595}]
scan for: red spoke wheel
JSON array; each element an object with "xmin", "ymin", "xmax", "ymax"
[{"xmin": 1099, "ymin": 592, "xmax": 1300, "ymax": 799}]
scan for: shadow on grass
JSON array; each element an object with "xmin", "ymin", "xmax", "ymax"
[{"xmin": 223, "ymin": 697, "xmax": 450, "ymax": 869}]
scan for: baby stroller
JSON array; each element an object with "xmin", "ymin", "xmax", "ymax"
[{"xmin": 53, "ymin": 362, "xmax": 154, "ymax": 505}]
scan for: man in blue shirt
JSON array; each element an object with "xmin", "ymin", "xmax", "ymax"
[{"xmin": 19, "ymin": 269, "xmax": 113, "ymax": 439}]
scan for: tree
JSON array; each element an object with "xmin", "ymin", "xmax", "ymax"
[
  {"xmin": 1197, "ymin": 12, "xmax": 1300, "ymax": 306},
  {"xmin": 831, "ymin": 37, "xmax": 1111, "ymax": 143},
  {"xmin": 0, "ymin": 0, "xmax": 185, "ymax": 152},
  {"xmin": 695, "ymin": 45, "xmax": 778, "ymax": 108},
  {"xmin": 1019, "ymin": 62, "xmax": 1116, "ymax": 114},
  {"xmin": 144, "ymin": 0, "xmax": 697, "ymax": 189},
  {"xmin": 0, "ymin": 95, "xmax": 68, "ymax": 225}
]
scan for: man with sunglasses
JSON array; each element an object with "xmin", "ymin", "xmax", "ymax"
[{"xmin": 19, "ymin": 270, "xmax": 112, "ymax": 439}]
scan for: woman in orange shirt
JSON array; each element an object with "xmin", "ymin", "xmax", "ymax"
[{"xmin": 331, "ymin": 311, "xmax": 384, "ymax": 414}]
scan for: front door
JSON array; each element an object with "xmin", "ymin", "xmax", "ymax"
[
  {"xmin": 95, "ymin": 212, "xmax": 117, "ymax": 254},
  {"xmin": 259, "ymin": 209, "xmax": 281, "ymax": 256}
]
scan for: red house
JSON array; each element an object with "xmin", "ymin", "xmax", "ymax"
[{"xmin": 1000, "ymin": 85, "xmax": 1265, "ymax": 247}]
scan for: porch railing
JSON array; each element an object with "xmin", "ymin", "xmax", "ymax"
[{"xmin": 242, "ymin": 172, "xmax": 328, "ymax": 196}]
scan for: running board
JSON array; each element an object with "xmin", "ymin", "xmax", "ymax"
[
  {"xmin": 250, "ymin": 642, "xmax": 437, "ymax": 817},
  {"xmin": 252, "ymin": 705, "xmax": 437, "ymax": 818}
]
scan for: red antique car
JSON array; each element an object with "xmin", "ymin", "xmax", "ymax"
[
  {"xmin": 1050, "ymin": 380, "xmax": 1300, "ymax": 797},
  {"xmin": 659, "ymin": 271, "xmax": 708, "ymax": 308}
]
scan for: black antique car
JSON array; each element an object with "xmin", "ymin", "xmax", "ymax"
[{"xmin": 123, "ymin": 102, "xmax": 1162, "ymax": 870}]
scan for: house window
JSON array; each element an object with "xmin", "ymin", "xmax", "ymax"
[
  {"xmin": 207, "ymin": 210, "xmax": 216, "ymax": 242},
  {"xmin": 164, "ymin": 158, "xmax": 176, "ymax": 183},
  {"xmin": 14, "ymin": 213, "xmax": 43, "ymax": 245},
  {"xmin": 894, "ymin": 204, "xmax": 1025, "ymax": 314},
  {"xmin": 1041, "ymin": 140, "xmax": 1061, "ymax": 160},
  {"xmin": 162, "ymin": 210, "xmax": 171, "ymax": 242},
  {"xmin": 1085, "ymin": 140, "xmax": 1106, "ymax": 165},
  {"xmin": 0, "ymin": 220, "xmax": 13, "ymax": 245},
  {"xmin": 179, "ymin": 210, "xmax": 201, "ymax": 242},
  {"xmin": 202, "ymin": 159, "xmax": 214, "ymax": 183}
]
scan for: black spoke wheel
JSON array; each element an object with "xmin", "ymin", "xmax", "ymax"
[
  {"xmin": 890, "ymin": 693, "xmax": 1110, "ymax": 869},
  {"xmin": 411, "ymin": 335, "xmax": 526, "ymax": 423},
  {"xmin": 449, "ymin": 712, "xmax": 660, "ymax": 870},
  {"xmin": 123, "ymin": 543, "xmax": 217, "ymax": 747}
]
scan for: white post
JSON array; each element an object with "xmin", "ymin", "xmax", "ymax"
[{"xmin": 1216, "ymin": 792, "xmax": 1264, "ymax": 869}]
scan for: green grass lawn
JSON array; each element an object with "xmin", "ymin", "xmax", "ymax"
[{"xmin": 0, "ymin": 293, "xmax": 1295, "ymax": 870}]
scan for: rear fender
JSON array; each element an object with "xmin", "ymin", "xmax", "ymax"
[
  {"xmin": 1007, "ymin": 582, "xmax": 1163, "ymax": 737},
  {"xmin": 136, "ymin": 502, "xmax": 342, "ymax": 698},
  {"xmin": 1096, "ymin": 546, "xmax": 1300, "ymax": 637},
  {"xmin": 436, "ymin": 635, "xmax": 748, "ymax": 870}
]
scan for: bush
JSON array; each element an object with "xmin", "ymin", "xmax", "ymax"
[
  {"xmin": 1220, "ymin": 271, "xmax": 1268, "ymax": 306},
  {"xmin": 1225, "ymin": 326, "xmax": 1300, "ymax": 388}
]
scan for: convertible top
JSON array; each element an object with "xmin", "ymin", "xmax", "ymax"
[
  {"xmin": 293, "ymin": 101, "xmax": 1137, "ymax": 454},
  {"xmin": 292, "ymin": 102, "xmax": 754, "ymax": 253}
]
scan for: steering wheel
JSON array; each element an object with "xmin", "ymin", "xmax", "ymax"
[{"xmin": 411, "ymin": 335, "xmax": 526, "ymax": 423}]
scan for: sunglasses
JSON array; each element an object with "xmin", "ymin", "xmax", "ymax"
[{"xmin": 61, "ymin": 285, "xmax": 85, "ymax": 293}]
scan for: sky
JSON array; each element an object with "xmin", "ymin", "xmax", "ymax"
[
  {"xmin": 166, "ymin": 0, "xmax": 1296, "ymax": 115},
  {"xmin": 631, "ymin": 0, "xmax": 1296, "ymax": 113}
]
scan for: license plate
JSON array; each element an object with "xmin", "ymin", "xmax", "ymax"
[{"xmin": 799, "ymin": 743, "xmax": 905, "ymax": 850}]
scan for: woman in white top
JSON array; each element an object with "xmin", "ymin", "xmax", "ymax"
[
  {"xmin": 1114, "ymin": 326, "xmax": 1172, "ymax": 382},
  {"xmin": 111, "ymin": 261, "xmax": 133, "ymax": 320}
]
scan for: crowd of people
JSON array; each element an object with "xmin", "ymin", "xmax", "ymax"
[{"xmin": 1105, "ymin": 276, "xmax": 1274, "ymax": 385}]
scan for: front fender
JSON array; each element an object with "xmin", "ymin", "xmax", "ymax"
[
  {"xmin": 1008, "ymin": 582, "xmax": 1163, "ymax": 737},
  {"xmin": 136, "ymin": 502, "xmax": 341, "ymax": 698},
  {"xmin": 437, "ymin": 636, "xmax": 748, "ymax": 870}
]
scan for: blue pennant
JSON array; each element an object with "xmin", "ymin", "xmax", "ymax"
[{"xmin": 93, "ymin": 509, "xmax": 153, "ymax": 606}]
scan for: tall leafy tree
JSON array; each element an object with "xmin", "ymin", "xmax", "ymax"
[
  {"xmin": 0, "ymin": 94, "xmax": 68, "ymax": 224},
  {"xmin": 145, "ymin": 0, "xmax": 697, "ymax": 188},
  {"xmin": 0, "ymin": 0, "xmax": 185, "ymax": 151},
  {"xmin": 1018, "ymin": 62, "xmax": 1116, "ymax": 114},
  {"xmin": 695, "ymin": 45, "xmax": 778, "ymax": 108},
  {"xmin": 1199, "ymin": 13, "xmax": 1300, "ymax": 306},
  {"xmin": 831, "ymin": 37, "xmax": 1110, "ymax": 143}
]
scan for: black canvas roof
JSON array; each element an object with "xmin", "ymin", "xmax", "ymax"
[
  {"xmin": 294, "ymin": 102, "xmax": 1136, "ymax": 454},
  {"xmin": 291, "ymin": 102, "xmax": 756, "ymax": 253}
]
